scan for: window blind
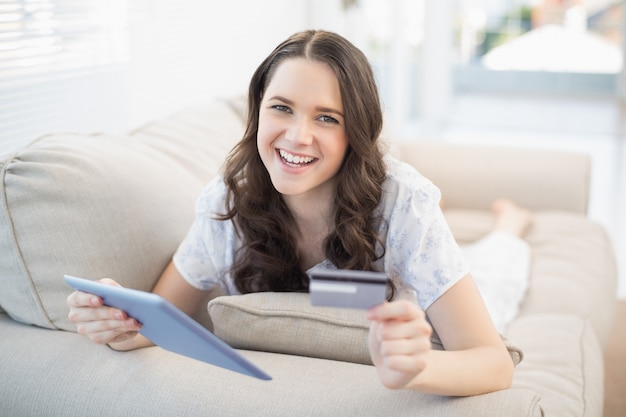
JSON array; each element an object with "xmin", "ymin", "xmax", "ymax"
[{"xmin": 0, "ymin": 0, "xmax": 130, "ymax": 156}]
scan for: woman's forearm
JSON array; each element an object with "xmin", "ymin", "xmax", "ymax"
[{"xmin": 406, "ymin": 346, "xmax": 514, "ymax": 396}]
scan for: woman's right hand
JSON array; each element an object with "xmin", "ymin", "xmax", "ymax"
[{"xmin": 66, "ymin": 278, "xmax": 142, "ymax": 348}]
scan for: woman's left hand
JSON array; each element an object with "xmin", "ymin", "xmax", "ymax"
[{"xmin": 366, "ymin": 300, "xmax": 433, "ymax": 389}]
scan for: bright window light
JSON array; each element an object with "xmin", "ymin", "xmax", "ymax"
[{"xmin": 0, "ymin": 0, "xmax": 129, "ymax": 83}]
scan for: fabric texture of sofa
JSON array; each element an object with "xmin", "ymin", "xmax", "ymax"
[{"xmin": 0, "ymin": 98, "xmax": 618, "ymax": 417}]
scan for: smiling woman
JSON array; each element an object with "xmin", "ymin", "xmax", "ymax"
[
  {"xmin": 67, "ymin": 29, "xmax": 515, "ymax": 397},
  {"xmin": 221, "ymin": 30, "xmax": 387, "ymax": 295},
  {"xmin": 257, "ymin": 58, "xmax": 348, "ymax": 201}
]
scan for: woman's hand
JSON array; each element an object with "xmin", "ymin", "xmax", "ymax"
[
  {"xmin": 66, "ymin": 278, "xmax": 142, "ymax": 348},
  {"xmin": 366, "ymin": 300, "xmax": 432, "ymax": 389}
]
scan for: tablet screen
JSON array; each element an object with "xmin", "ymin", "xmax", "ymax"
[{"xmin": 64, "ymin": 275, "xmax": 271, "ymax": 380}]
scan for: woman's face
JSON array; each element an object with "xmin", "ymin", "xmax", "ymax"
[{"xmin": 257, "ymin": 58, "xmax": 348, "ymax": 202}]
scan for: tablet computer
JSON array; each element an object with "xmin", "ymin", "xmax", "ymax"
[{"xmin": 64, "ymin": 275, "xmax": 271, "ymax": 381}]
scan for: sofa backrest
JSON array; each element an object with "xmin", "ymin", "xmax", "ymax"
[
  {"xmin": 391, "ymin": 141, "xmax": 590, "ymax": 214},
  {"xmin": 0, "ymin": 100, "xmax": 244, "ymax": 329}
]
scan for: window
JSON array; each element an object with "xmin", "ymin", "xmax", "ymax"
[
  {"xmin": 454, "ymin": 0, "xmax": 623, "ymax": 95},
  {"xmin": 0, "ymin": 0, "xmax": 130, "ymax": 156},
  {"xmin": 335, "ymin": 0, "xmax": 426, "ymax": 132}
]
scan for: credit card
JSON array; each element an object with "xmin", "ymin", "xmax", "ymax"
[{"xmin": 309, "ymin": 269, "xmax": 387, "ymax": 309}]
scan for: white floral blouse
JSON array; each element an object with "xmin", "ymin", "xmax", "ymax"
[{"xmin": 173, "ymin": 156, "xmax": 469, "ymax": 310}]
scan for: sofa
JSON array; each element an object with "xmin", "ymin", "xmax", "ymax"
[{"xmin": 0, "ymin": 97, "xmax": 618, "ymax": 417}]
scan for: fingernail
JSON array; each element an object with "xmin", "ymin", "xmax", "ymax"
[
  {"xmin": 90, "ymin": 297, "xmax": 100, "ymax": 306},
  {"xmin": 114, "ymin": 311, "xmax": 124, "ymax": 320}
]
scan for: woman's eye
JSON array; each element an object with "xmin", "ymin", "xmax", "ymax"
[
  {"xmin": 319, "ymin": 115, "xmax": 339, "ymax": 124},
  {"xmin": 272, "ymin": 105, "xmax": 291, "ymax": 113}
]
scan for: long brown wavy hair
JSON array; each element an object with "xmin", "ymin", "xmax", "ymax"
[{"xmin": 219, "ymin": 30, "xmax": 386, "ymax": 294}]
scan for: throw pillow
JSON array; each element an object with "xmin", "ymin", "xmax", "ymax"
[
  {"xmin": 208, "ymin": 292, "xmax": 524, "ymax": 366},
  {"xmin": 209, "ymin": 292, "xmax": 372, "ymax": 364}
]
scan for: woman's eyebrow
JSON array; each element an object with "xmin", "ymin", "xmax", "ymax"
[
  {"xmin": 267, "ymin": 95, "xmax": 292, "ymax": 104},
  {"xmin": 315, "ymin": 106, "xmax": 344, "ymax": 117}
]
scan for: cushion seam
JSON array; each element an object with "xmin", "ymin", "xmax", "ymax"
[
  {"xmin": 0, "ymin": 158, "xmax": 56, "ymax": 328},
  {"xmin": 519, "ymin": 389, "xmax": 543, "ymax": 417},
  {"xmin": 579, "ymin": 318, "xmax": 589, "ymax": 417}
]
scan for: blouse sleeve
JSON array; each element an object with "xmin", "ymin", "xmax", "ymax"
[
  {"xmin": 172, "ymin": 176, "xmax": 238, "ymax": 293},
  {"xmin": 381, "ymin": 158, "xmax": 469, "ymax": 310}
]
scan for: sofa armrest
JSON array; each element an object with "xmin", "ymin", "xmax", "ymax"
[{"xmin": 391, "ymin": 141, "xmax": 591, "ymax": 214}]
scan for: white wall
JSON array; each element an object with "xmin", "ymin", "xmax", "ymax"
[
  {"xmin": 127, "ymin": 0, "xmax": 311, "ymax": 129},
  {"xmin": 0, "ymin": 0, "xmax": 312, "ymax": 156}
]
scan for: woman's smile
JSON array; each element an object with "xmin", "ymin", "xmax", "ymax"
[{"xmin": 277, "ymin": 148, "xmax": 317, "ymax": 168}]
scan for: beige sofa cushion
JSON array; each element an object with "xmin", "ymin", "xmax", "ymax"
[
  {"xmin": 508, "ymin": 314, "xmax": 604, "ymax": 417},
  {"xmin": 443, "ymin": 209, "xmax": 617, "ymax": 348},
  {"xmin": 0, "ymin": 314, "xmax": 543, "ymax": 417},
  {"xmin": 208, "ymin": 292, "xmax": 523, "ymax": 366},
  {"xmin": 0, "ymin": 101, "xmax": 243, "ymax": 330}
]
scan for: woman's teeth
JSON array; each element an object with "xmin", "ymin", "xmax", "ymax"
[{"xmin": 279, "ymin": 149, "xmax": 314, "ymax": 166}]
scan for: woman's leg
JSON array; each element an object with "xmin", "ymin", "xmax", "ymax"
[{"xmin": 460, "ymin": 200, "xmax": 533, "ymax": 333}]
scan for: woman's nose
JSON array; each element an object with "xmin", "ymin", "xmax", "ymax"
[{"xmin": 286, "ymin": 118, "xmax": 313, "ymax": 145}]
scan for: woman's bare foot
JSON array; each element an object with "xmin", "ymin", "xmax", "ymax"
[{"xmin": 492, "ymin": 199, "xmax": 532, "ymax": 238}]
